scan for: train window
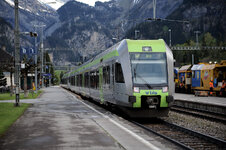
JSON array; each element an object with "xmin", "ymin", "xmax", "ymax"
[
  {"xmin": 71, "ymin": 76, "xmax": 75, "ymax": 86},
  {"xmin": 76, "ymin": 75, "xmax": 79, "ymax": 86},
  {"xmin": 103, "ymin": 67, "xmax": 106, "ymax": 84},
  {"xmin": 84, "ymin": 72, "xmax": 89, "ymax": 87},
  {"xmin": 103, "ymin": 66, "xmax": 110, "ymax": 84},
  {"xmin": 115, "ymin": 63, "xmax": 125, "ymax": 83},
  {"xmin": 79, "ymin": 74, "xmax": 83, "ymax": 87},
  {"xmin": 112, "ymin": 64, "xmax": 114, "ymax": 84},
  {"xmin": 90, "ymin": 71, "xmax": 95, "ymax": 88},
  {"xmin": 130, "ymin": 53, "xmax": 167, "ymax": 85},
  {"xmin": 107, "ymin": 66, "xmax": 110, "ymax": 84},
  {"xmin": 96, "ymin": 70, "xmax": 99, "ymax": 89},
  {"xmin": 187, "ymin": 72, "xmax": 191, "ymax": 78},
  {"xmin": 70, "ymin": 77, "xmax": 72, "ymax": 85}
]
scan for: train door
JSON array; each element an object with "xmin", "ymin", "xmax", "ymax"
[
  {"xmin": 109, "ymin": 62, "xmax": 116, "ymax": 104},
  {"xmin": 113, "ymin": 62, "xmax": 127, "ymax": 105}
]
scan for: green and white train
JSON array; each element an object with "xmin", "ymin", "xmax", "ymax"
[{"xmin": 62, "ymin": 39, "xmax": 174, "ymax": 117}]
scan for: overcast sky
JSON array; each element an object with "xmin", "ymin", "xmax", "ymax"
[{"xmin": 76, "ymin": 0, "xmax": 110, "ymax": 6}]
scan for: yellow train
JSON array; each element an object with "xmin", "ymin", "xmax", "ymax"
[{"xmin": 177, "ymin": 60, "xmax": 226, "ymax": 96}]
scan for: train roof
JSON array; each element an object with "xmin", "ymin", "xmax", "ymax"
[
  {"xmin": 179, "ymin": 65, "xmax": 192, "ymax": 72},
  {"xmin": 63, "ymin": 39, "xmax": 168, "ymax": 78},
  {"xmin": 191, "ymin": 64, "xmax": 204, "ymax": 71},
  {"xmin": 202, "ymin": 64, "xmax": 216, "ymax": 70}
]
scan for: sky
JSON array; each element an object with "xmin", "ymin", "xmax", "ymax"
[{"xmin": 76, "ymin": 0, "xmax": 111, "ymax": 6}]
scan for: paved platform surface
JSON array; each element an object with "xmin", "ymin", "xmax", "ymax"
[
  {"xmin": 0, "ymin": 86, "xmax": 179, "ymax": 150},
  {"xmin": 174, "ymin": 93, "xmax": 226, "ymax": 107}
]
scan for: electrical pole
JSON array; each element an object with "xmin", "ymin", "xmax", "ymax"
[
  {"xmin": 193, "ymin": 31, "xmax": 200, "ymax": 65},
  {"xmin": 153, "ymin": 0, "xmax": 156, "ymax": 19},
  {"xmin": 194, "ymin": 31, "xmax": 201, "ymax": 47},
  {"xmin": 34, "ymin": 25, "xmax": 45, "ymax": 88},
  {"xmin": 192, "ymin": 54, "xmax": 194, "ymax": 65},
  {"xmin": 34, "ymin": 26, "xmax": 38, "ymax": 93},
  {"xmin": 41, "ymin": 26, "xmax": 44, "ymax": 88},
  {"xmin": 169, "ymin": 29, "xmax": 172, "ymax": 47},
  {"xmin": 135, "ymin": 30, "xmax": 140, "ymax": 40},
  {"xmin": 14, "ymin": 0, "xmax": 20, "ymax": 106}
]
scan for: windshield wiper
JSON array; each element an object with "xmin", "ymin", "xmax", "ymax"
[
  {"xmin": 134, "ymin": 68, "xmax": 137, "ymax": 79},
  {"xmin": 135, "ymin": 72, "xmax": 152, "ymax": 89}
]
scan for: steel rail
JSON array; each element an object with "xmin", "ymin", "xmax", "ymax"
[
  {"xmin": 171, "ymin": 106, "xmax": 226, "ymax": 123},
  {"xmin": 131, "ymin": 119, "xmax": 226, "ymax": 150},
  {"xmin": 132, "ymin": 121, "xmax": 192, "ymax": 150}
]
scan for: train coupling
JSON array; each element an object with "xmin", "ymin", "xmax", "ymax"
[{"xmin": 146, "ymin": 97, "xmax": 159, "ymax": 109}]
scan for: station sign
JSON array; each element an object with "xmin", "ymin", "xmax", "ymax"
[
  {"xmin": 42, "ymin": 73, "xmax": 52, "ymax": 79},
  {"xmin": 20, "ymin": 47, "xmax": 37, "ymax": 55}
]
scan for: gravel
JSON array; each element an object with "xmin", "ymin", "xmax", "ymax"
[{"xmin": 163, "ymin": 111, "xmax": 226, "ymax": 141}]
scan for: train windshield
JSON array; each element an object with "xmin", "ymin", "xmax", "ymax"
[{"xmin": 130, "ymin": 53, "xmax": 168, "ymax": 86}]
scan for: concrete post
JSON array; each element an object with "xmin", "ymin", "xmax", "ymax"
[{"xmin": 14, "ymin": 0, "xmax": 20, "ymax": 106}]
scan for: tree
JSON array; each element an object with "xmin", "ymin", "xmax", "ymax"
[
  {"xmin": 21, "ymin": 55, "xmax": 36, "ymax": 97},
  {"xmin": 202, "ymin": 32, "xmax": 217, "ymax": 46},
  {"xmin": 0, "ymin": 69, "xmax": 7, "ymax": 87},
  {"xmin": 60, "ymin": 71, "xmax": 64, "ymax": 83},
  {"xmin": 53, "ymin": 74, "xmax": 59, "ymax": 85},
  {"xmin": 201, "ymin": 32, "xmax": 218, "ymax": 61}
]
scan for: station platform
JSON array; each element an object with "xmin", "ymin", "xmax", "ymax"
[
  {"xmin": 0, "ymin": 86, "xmax": 179, "ymax": 150},
  {"xmin": 174, "ymin": 93, "xmax": 226, "ymax": 115}
]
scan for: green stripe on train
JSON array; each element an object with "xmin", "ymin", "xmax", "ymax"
[
  {"xmin": 133, "ymin": 90, "xmax": 169, "ymax": 108},
  {"xmin": 67, "ymin": 50, "xmax": 119, "ymax": 77}
]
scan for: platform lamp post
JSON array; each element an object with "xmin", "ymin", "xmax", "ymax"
[{"xmin": 14, "ymin": 0, "xmax": 20, "ymax": 106}]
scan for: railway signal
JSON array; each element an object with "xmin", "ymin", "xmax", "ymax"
[{"xmin": 29, "ymin": 32, "xmax": 38, "ymax": 37}]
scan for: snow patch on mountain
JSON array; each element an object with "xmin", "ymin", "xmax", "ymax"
[
  {"xmin": 37, "ymin": 0, "xmax": 65, "ymax": 10},
  {"xmin": 4, "ymin": 0, "xmax": 31, "ymax": 12}
]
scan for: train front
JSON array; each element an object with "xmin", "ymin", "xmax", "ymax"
[{"xmin": 125, "ymin": 40, "xmax": 174, "ymax": 117}]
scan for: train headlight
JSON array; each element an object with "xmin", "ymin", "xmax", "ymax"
[
  {"xmin": 162, "ymin": 87, "xmax": 168, "ymax": 93},
  {"xmin": 133, "ymin": 87, "xmax": 140, "ymax": 93}
]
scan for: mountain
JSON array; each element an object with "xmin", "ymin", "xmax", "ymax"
[
  {"xmin": 1, "ymin": 0, "xmax": 58, "ymax": 32},
  {"xmin": 125, "ymin": 0, "xmax": 226, "ymax": 44},
  {"xmin": 0, "ymin": 17, "xmax": 14, "ymax": 53},
  {"xmin": 2, "ymin": 0, "xmax": 224, "ymax": 65},
  {"xmin": 37, "ymin": 0, "xmax": 67, "ymax": 10},
  {"xmin": 45, "ymin": 0, "xmax": 183, "ymax": 65},
  {"xmin": 0, "ymin": 0, "xmax": 60, "ymax": 53}
]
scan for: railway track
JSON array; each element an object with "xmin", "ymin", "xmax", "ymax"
[
  {"xmin": 170, "ymin": 106, "xmax": 226, "ymax": 123},
  {"xmin": 132, "ymin": 119, "xmax": 226, "ymax": 150}
]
